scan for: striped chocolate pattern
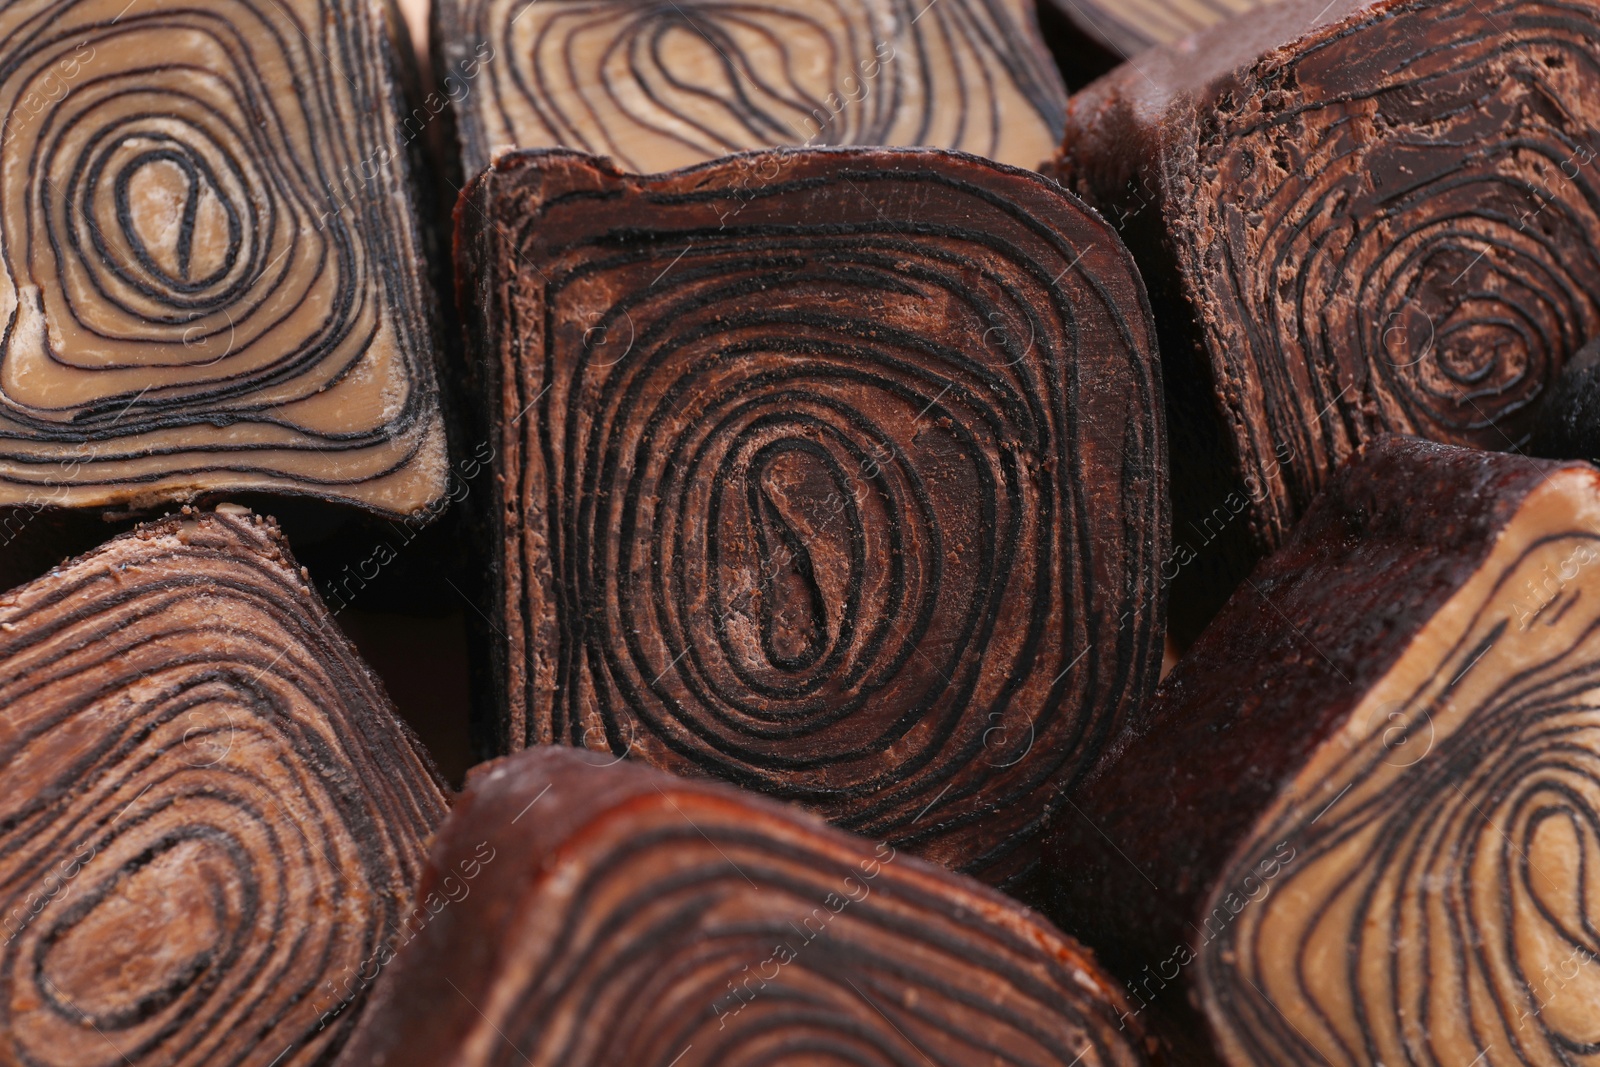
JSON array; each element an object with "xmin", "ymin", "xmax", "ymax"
[
  {"xmin": 1185, "ymin": 0, "xmax": 1600, "ymax": 547},
  {"xmin": 1207, "ymin": 506, "xmax": 1600, "ymax": 1065},
  {"xmin": 334, "ymin": 748, "xmax": 1151, "ymax": 1067}
]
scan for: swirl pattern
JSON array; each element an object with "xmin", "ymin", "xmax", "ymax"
[
  {"xmin": 0, "ymin": 0, "xmax": 446, "ymax": 516},
  {"xmin": 0, "ymin": 507, "xmax": 449, "ymax": 1067},
  {"xmin": 434, "ymin": 0, "xmax": 1068, "ymax": 174},
  {"xmin": 1189, "ymin": 0, "xmax": 1600, "ymax": 544},
  {"xmin": 1205, "ymin": 468, "xmax": 1600, "ymax": 1066},
  {"xmin": 334, "ymin": 747, "xmax": 1150, "ymax": 1067},
  {"xmin": 455, "ymin": 147, "xmax": 1164, "ymax": 884}
]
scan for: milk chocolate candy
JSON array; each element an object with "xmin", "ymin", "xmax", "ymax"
[
  {"xmin": 0, "ymin": 506, "xmax": 449, "ymax": 1067},
  {"xmin": 334, "ymin": 747, "xmax": 1152, "ymax": 1067},
  {"xmin": 0, "ymin": 0, "xmax": 448, "ymax": 520},
  {"xmin": 454, "ymin": 147, "xmax": 1165, "ymax": 885},
  {"xmin": 1054, "ymin": 0, "xmax": 1600, "ymax": 635},
  {"xmin": 1046, "ymin": 436, "xmax": 1600, "ymax": 1065},
  {"xmin": 431, "ymin": 0, "xmax": 1068, "ymax": 175}
]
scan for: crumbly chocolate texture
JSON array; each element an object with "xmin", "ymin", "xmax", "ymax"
[
  {"xmin": 1045, "ymin": 436, "xmax": 1600, "ymax": 1065},
  {"xmin": 0, "ymin": 0, "xmax": 448, "ymax": 518},
  {"xmin": 432, "ymin": 0, "xmax": 1067, "ymax": 175},
  {"xmin": 1054, "ymin": 0, "xmax": 1600, "ymax": 635},
  {"xmin": 333, "ymin": 747, "xmax": 1152, "ymax": 1067},
  {"xmin": 454, "ymin": 146, "xmax": 1165, "ymax": 885},
  {"xmin": 0, "ymin": 506, "xmax": 450, "ymax": 1067}
]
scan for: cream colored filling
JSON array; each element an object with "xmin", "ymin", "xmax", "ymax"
[
  {"xmin": 466, "ymin": 0, "xmax": 1062, "ymax": 173},
  {"xmin": 1204, "ymin": 467, "xmax": 1600, "ymax": 1067}
]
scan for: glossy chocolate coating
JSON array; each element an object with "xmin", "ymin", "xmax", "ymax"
[{"xmin": 1530, "ymin": 336, "xmax": 1600, "ymax": 462}]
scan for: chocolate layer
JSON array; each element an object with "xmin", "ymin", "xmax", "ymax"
[
  {"xmin": 1055, "ymin": 0, "xmax": 1600, "ymax": 636},
  {"xmin": 1531, "ymin": 336, "xmax": 1600, "ymax": 462},
  {"xmin": 1045, "ymin": 436, "xmax": 1600, "ymax": 1065}
]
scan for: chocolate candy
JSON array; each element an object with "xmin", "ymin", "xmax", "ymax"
[
  {"xmin": 1047, "ymin": 436, "xmax": 1600, "ymax": 1065},
  {"xmin": 1055, "ymin": 0, "xmax": 1600, "ymax": 634},
  {"xmin": 0, "ymin": 0, "xmax": 448, "ymax": 518},
  {"xmin": 432, "ymin": 0, "xmax": 1068, "ymax": 173},
  {"xmin": 335, "ymin": 747, "xmax": 1151, "ymax": 1067},
  {"xmin": 453, "ymin": 147, "xmax": 1165, "ymax": 884}
]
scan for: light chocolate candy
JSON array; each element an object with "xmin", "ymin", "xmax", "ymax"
[
  {"xmin": 432, "ymin": 0, "xmax": 1068, "ymax": 174},
  {"xmin": 0, "ymin": 0, "xmax": 447, "ymax": 518}
]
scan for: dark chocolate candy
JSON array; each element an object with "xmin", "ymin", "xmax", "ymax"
[
  {"xmin": 334, "ymin": 746, "xmax": 1152, "ymax": 1067},
  {"xmin": 1054, "ymin": 0, "xmax": 1600, "ymax": 637},
  {"xmin": 453, "ymin": 146, "xmax": 1165, "ymax": 885},
  {"xmin": 0, "ymin": 506, "xmax": 449, "ymax": 1067},
  {"xmin": 1045, "ymin": 436, "xmax": 1600, "ymax": 1065}
]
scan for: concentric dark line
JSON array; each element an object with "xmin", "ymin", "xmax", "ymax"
[
  {"xmin": 1201, "ymin": 520, "xmax": 1600, "ymax": 1065},
  {"xmin": 333, "ymin": 750, "xmax": 1150, "ymax": 1067},
  {"xmin": 460, "ymin": 149, "xmax": 1163, "ymax": 884},
  {"xmin": 509, "ymin": 823, "xmax": 1132, "ymax": 1066}
]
